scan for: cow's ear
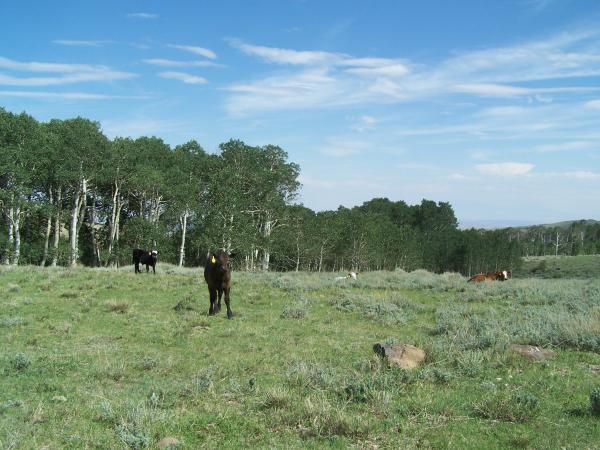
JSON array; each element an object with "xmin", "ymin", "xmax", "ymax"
[{"xmin": 228, "ymin": 252, "xmax": 237, "ymax": 259}]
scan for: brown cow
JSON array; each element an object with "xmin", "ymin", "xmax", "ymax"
[
  {"xmin": 204, "ymin": 250, "xmax": 233, "ymax": 319},
  {"xmin": 468, "ymin": 270, "xmax": 509, "ymax": 282}
]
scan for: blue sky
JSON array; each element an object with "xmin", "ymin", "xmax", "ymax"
[{"xmin": 1, "ymin": 0, "xmax": 600, "ymax": 225}]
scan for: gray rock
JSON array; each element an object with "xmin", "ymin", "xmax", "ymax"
[
  {"xmin": 157, "ymin": 437, "xmax": 181, "ymax": 449},
  {"xmin": 509, "ymin": 344, "xmax": 555, "ymax": 361},
  {"xmin": 373, "ymin": 343, "xmax": 426, "ymax": 369}
]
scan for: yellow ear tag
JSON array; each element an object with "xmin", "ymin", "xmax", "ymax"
[{"xmin": 211, "ymin": 256, "xmax": 216, "ymax": 264}]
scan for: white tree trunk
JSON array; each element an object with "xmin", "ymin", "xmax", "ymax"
[
  {"xmin": 69, "ymin": 178, "xmax": 87, "ymax": 267},
  {"xmin": 178, "ymin": 210, "xmax": 188, "ymax": 267},
  {"xmin": 12, "ymin": 205, "xmax": 21, "ymax": 266},
  {"xmin": 2, "ymin": 203, "xmax": 14, "ymax": 265},
  {"xmin": 295, "ymin": 237, "xmax": 300, "ymax": 272},
  {"xmin": 88, "ymin": 189, "xmax": 100, "ymax": 266},
  {"xmin": 107, "ymin": 186, "xmax": 123, "ymax": 267},
  {"xmin": 261, "ymin": 218, "xmax": 272, "ymax": 271},
  {"xmin": 41, "ymin": 187, "xmax": 53, "ymax": 266},
  {"xmin": 51, "ymin": 186, "xmax": 62, "ymax": 267}
]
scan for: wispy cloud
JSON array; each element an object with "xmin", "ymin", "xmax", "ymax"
[
  {"xmin": 0, "ymin": 90, "xmax": 148, "ymax": 100},
  {"xmin": 0, "ymin": 56, "xmax": 136, "ymax": 86},
  {"xmin": 535, "ymin": 140, "xmax": 597, "ymax": 153},
  {"xmin": 451, "ymin": 83, "xmax": 597, "ymax": 97},
  {"xmin": 167, "ymin": 44, "xmax": 216, "ymax": 59},
  {"xmin": 298, "ymin": 174, "xmax": 384, "ymax": 190},
  {"xmin": 586, "ymin": 99, "xmax": 600, "ymax": 109},
  {"xmin": 320, "ymin": 138, "xmax": 370, "ymax": 157},
  {"xmin": 520, "ymin": 0, "xmax": 556, "ymax": 12},
  {"xmin": 126, "ymin": 12, "xmax": 158, "ymax": 19},
  {"xmin": 225, "ymin": 27, "xmax": 600, "ymax": 114},
  {"xmin": 101, "ymin": 118, "xmax": 187, "ymax": 138},
  {"xmin": 475, "ymin": 162, "xmax": 535, "ymax": 176},
  {"xmin": 142, "ymin": 58, "xmax": 222, "ymax": 68},
  {"xmin": 229, "ymin": 39, "xmax": 343, "ymax": 65},
  {"xmin": 158, "ymin": 71, "xmax": 208, "ymax": 84},
  {"xmin": 52, "ymin": 39, "xmax": 115, "ymax": 47},
  {"xmin": 351, "ymin": 114, "xmax": 377, "ymax": 132}
]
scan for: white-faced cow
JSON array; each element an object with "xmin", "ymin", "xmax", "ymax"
[
  {"xmin": 133, "ymin": 249, "xmax": 158, "ymax": 274},
  {"xmin": 204, "ymin": 250, "xmax": 233, "ymax": 319},
  {"xmin": 468, "ymin": 270, "xmax": 509, "ymax": 282}
]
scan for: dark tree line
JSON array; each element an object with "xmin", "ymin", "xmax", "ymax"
[{"xmin": 2, "ymin": 108, "xmax": 595, "ymax": 274}]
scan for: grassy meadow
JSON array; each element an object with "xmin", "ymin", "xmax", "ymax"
[
  {"xmin": 518, "ymin": 254, "xmax": 600, "ymax": 279},
  {"xmin": 1, "ymin": 263, "xmax": 600, "ymax": 449}
]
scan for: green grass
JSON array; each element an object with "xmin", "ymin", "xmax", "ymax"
[
  {"xmin": 1, "ymin": 265, "xmax": 600, "ymax": 449},
  {"xmin": 517, "ymin": 254, "xmax": 600, "ymax": 279}
]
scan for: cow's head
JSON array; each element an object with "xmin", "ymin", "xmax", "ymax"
[
  {"xmin": 210, "ymin": 250, "xmax": 231, "ymax": 273},
  {"xmin": 501, "ymin": 270, "xmax": 508, "ymax": 280},
  {"xmin": 151, "ymin": 250, "xmax": 158, "ymax": 256}
]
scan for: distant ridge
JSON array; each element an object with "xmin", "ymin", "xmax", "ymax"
[
  {"xmin": 459, "ymin": 219, "xmax": 539, "ymax": 230},
  {"xmin": 459, "ymin": 219, "xmax": 600, "ymax": 230}
]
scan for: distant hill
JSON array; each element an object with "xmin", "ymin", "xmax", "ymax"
[
  {"xmin": 459, "ymin": 219, "xmax": 539, "ymax": 229},
  {"xmin": 459, "ymin": 218, "xmax": 600, "ymax": 230},
  {"xmin": 526, "ymin": 219, "xmax": 600, "ymax": 230}
]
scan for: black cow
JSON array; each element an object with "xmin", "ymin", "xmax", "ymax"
[
  {"xmin": 133, "ymin": 249, "xmax": 158, "ymax": 274},
  {"xmin": 204, "ymin": 250, "xmax": 233, "ymax": 319}
]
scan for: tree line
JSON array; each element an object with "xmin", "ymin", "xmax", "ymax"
[{"xmin": 2, "ymin": 108, "xmax": 597, "ymax": 274}]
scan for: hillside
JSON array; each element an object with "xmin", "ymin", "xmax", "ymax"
[{"xmin": 516, "ymin": 254, "xmax": 600, "ymax": 279}]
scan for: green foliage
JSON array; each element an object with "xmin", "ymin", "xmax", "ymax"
[
  {"xmin": 473, "ymin": 389, "xmax": 540, "ymax": 423},
  {"xmin": 11, "ymin": 352, "xmax": 31, "ymax": 371},
  {"xmin": 3, "ymin": 108, "xmax": 600, "ymax": 275},
  {"xmin": 591, "ymin": 388, "xmax": 600, "ymax": 415}
]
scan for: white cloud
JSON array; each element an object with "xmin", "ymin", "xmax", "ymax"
[
  {"xmin": 101, "ymin": 118, "xmax": 188, "ymax": 138},
  {"xmin": 320, "ymin": 138, "xmax": 369, "ymax": 157},
  {"xmin": 142, "ymin": 58, "xmax": 222, "ymax": 68},
  {"xmin": 225, "ymin": 68, "xmax": 350, "ymax": 114},
  {"xmin": 475, "ymin": 162, "xmax": 535, "ymax": 176},
  {"xmin": 453, "ymin": 83, "xmax": 597, "ymax": 97},
  {"xmin": 158, "ymin": 71, "xmax": 208, "ymax": 84},
  {"xmin": 0, "ymin": 56, "xmax": 136, "ymax": 86},
  {"xmin": 586, "ymin": 99, "xmax": 600, "ymax": 109},
  {"xmin": 168, "ymin": 45, "xmax": 216, "ymax": 59},
  {"xmin": 0, "ymin": 90, "xmax": 148, "ymax": 100},
  {"xmin": 346, "ymin": 63, "xmax": 410, "ymax": 77},
  {"xmin": 229, "ymin": 40, "xmax": 342, "ymax": 65},
  {"xmin": 126, "ymin": 12, "xmax": 158, "ymax": 19},
  {"xmin": 52, "ymin": 40, "xmax": 114, "ymax": 47},
  {"xmin": 225, "ymin": 28, "xmax": 600, "ymax": 113},
  {"xmin": 298, "ymin": 175, "xmax": 384, "ymax": 190},
  {"xmin": 351, "ymin": 115, "xmax": 377, "ymax": 132},
  {"xmin": 563, "ymin": 171, "xmax": 600, "ymax": 179},
  {"xmin": 536, "ymin": 140, "xmax": 597, "ymax": 153}
]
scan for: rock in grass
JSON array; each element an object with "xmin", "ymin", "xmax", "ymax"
[
  {"xmin": 51, "ymin": 395, "xmax": 67, "ymax": 402},
  {"xmin": 509, "ymin": 344, "xmax": 555, "ymax": 361},
  {"xmin": 373, "ymin": 343, "xmax": 426, "ymax": 369},
  {"xmin": 157, "ymin": 437, "xmax": 181, "ymax": 449}
]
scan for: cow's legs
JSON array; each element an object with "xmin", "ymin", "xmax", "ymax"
[
  {"xmin": 135, "ymin": 262, "xmax": 140, "ymax": 274},
  {"xmin": 146, "ymin": 264, "xmax": 149, "ymax": 273},
  {"xmin": 208, "ymin": 287, "xmax": 217, "ymax": 315},
  {"xmin": 216, "ymin": 289, "xmax": 223, "ymax": 313},
  {"xmin": 224, "ymin": 287, "xmax": 233, "ymax": 319}
]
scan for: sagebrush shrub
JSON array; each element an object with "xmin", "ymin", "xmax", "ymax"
[{"xmin": 591, "ymin": 388, "xmax": 600, "ymax": 415}]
